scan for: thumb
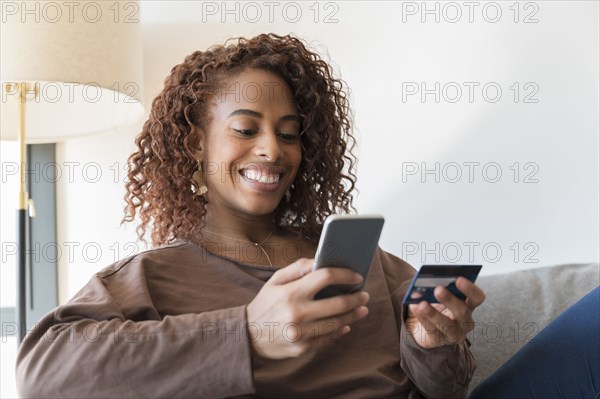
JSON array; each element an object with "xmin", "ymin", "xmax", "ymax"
[{"xmin": 268, "ymin": 258, "xmax": 314, "ymax": 285}]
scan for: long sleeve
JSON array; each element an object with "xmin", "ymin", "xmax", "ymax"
[
  {"xmin": 378, "ymin": 249, "xmax": 477, "ymax": 399},
  {"xmin": 16, "ymin": 246, "xmax": 256, "ymax": 398},
  {"xmin": 16, "ymin": 240, "xmax": 478, "ymax": 398},
  {"xmin": 399, "ymin": 319, "xmax": 476, "ymax": 399}
]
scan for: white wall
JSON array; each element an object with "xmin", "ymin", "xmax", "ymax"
[
  {"xmin": 55, "ymin": 121, "xmax": 147, "ymax": 304},
  {"xmin": 57, "ymin": 1, "xmax": 599, "ymax": 301}
]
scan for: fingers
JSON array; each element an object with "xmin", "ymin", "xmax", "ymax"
[
  {"xmin": 269, "ymin": 258, "xmax": 314, "ymax": 285},
  {"xmin": 303, "ymin": 305, "xmax": 369, "ymax": 343},
  {"xmin": 319, "ymin": 305, "xmax": 369, "ymax": 335},
  {"xmin": 294, "ymin": 266, "xmax": 364, "ymax": 298},
  {"xmin": 455, "ymin": 277, "xmax": 486, "ymax": 309},
  {"xmin": 432, "ymin": 278, "xmax": 485, "ymax": 320},
  {"xmin": 266, "ymin": 305, "xmax": 368, "ymax": 358},
  {"xmin": 434, "ymin": 286, "xmax": 473, "ymax": 323},
  {"xmin": 410, "ymin": 301, "xmax": 463, "ymax": 346},
  {"xmin": 408, "ymin": 280, "xmax": 486, "ymax": 347},
  {"xmin": 304, "ymin": 290, "xmax": 370, "ymax": 320},
  {"xmin": 251, "ymin": 259, "xmax": 373, "ymax": 359}
]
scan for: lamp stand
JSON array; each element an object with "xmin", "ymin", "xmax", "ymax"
[{"xmin": 10, "ymin": 82, "xmax": 38, "ymax": 344}]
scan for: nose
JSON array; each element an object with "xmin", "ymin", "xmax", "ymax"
[{"xmin": 255, "ymin": 129, "xmax": 283, "ymax": 161}]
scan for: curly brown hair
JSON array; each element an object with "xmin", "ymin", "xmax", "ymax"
[{"xmin": 122, "ymin": 33, "xmax": 358, "ymax": 247}]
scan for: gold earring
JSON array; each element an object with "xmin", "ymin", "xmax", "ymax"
[{"xmin": 192, "ymin": 160, "xmax": 208, "ymax": 196}]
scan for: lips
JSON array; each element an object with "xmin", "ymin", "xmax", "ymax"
[
  {"xmin": 240, "ymin": 169, "xmax": 281, "ymax": 184},
  {"xmin": 239, "ymin": 165, "xmax": 286, "ymax": 185}
]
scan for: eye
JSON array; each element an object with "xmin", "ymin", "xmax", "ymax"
[
  {"xmin": 278, "ymin": 132, "xmax": 301, "ymax": 143},
  {"xmin": 232, "ymin": 129, "xmax": 257, "ymax": 137}
]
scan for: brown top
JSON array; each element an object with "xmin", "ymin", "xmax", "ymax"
[{"xmin": 16, "ymin": 239, "xmax": 476, "ymax": 398}]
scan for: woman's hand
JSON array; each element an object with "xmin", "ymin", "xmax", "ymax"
[
  {"xmin": 405, "ymin": 277, "xmax": 486, "ymax": 349},
  {"xmin": 246, "ymin": 258, "xmax": 370, "ymax": 359}
]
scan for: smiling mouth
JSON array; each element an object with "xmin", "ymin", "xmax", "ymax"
[{"xmin": 239, "ymin": 169, "xmax": 282, "ymax": 184}]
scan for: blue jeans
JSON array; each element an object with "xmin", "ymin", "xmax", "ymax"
[{"xmin": 469, "ymin": 286, "xmax": 600, "ymax": 399}]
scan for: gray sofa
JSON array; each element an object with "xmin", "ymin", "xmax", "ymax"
[{"xmin": 468, "ymin": 262, "xmax": 600, "ymax": 393}]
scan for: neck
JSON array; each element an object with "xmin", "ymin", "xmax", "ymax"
[{"xmin": 202, "ymin": 204, "xmax": 276, "ymax": 243}]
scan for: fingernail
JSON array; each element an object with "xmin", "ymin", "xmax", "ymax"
[
  {"xmin": 435, "ymin": 286, "xmax": 447, "ymax": 299},
  {"xmin": 355, "ymin": 273, "xmax": 364, "ymax": 283}
]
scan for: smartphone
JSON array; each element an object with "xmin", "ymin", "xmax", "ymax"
[
  {"xmin": 402, "ymin": 265, "xmax": 482, "ymax": 305},
  {"xmin": 312, "ymin": 214, "xmax": 385, "ymax": 300}
]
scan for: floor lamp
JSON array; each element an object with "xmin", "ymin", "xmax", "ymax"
[{"xmin": 1, "ymin": 1, "xmax": 145, "ymax": 344}]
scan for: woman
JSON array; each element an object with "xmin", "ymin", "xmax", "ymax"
[{"xmin": 16, "ymin": 33, "xmax": 485, "ymax": 398}]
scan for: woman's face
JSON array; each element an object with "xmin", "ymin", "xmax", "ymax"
[{"xmin": 198, "ymin": 68, "xmax": 302, "ymax": 218}]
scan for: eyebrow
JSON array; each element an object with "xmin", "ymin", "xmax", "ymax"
[{"xmin": 228, "ymin": 109, "xmax": 301, "ymax": 124}]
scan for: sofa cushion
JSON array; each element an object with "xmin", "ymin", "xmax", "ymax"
[{"xmin": 468, "ymin": 263, "xmax": 600, "ymax": 392}]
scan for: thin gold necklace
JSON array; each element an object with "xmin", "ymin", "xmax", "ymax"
[{"xmin": 202, "ymin": 228, "xmax": 275, "ymax": 267}]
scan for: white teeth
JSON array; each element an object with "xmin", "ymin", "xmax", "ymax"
[{"xmin": 241, "ymin": 169, "xmax": 280, "ymax": 184}]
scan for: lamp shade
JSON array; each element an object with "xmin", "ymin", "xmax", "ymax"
[{"xmin": 1, "ymin": 0, "xmax": 144, "ymax": 142}]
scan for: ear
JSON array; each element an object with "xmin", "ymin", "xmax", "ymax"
[{"xmin": 191, "ymin": 125, "xmax": 206, "ymax": 160}]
